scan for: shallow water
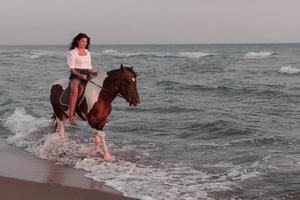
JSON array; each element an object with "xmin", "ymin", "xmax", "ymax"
[{"xmin": 1, "ymin": 44, "xmax": 300, "ymax": 199}]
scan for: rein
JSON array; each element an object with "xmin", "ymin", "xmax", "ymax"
[{"xmin": 87, "ymin": 78, "xmax": 125, "ymax": 99}]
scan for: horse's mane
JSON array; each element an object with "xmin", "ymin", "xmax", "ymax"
[{"xmin": 108, "ymin": 67, "xmax": 137, "ymax": 77}]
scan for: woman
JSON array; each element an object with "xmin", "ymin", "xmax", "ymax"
[{"xmin": 67, "ymin": 33, "xmax": 97, "ymax": 125}]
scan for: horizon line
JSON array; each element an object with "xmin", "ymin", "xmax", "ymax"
[{"xmin": 1, "ymin": 42, "xmax": 300, "ymax": 46}]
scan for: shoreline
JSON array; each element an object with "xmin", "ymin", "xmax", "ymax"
[{"xmin": 0, "ymin": 139, "xmax": 136, "ymax": 200}]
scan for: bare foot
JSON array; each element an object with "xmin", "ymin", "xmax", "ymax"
[{"xmin": 69, "ymin": 116, "xmax": 77, "ymax": 125}]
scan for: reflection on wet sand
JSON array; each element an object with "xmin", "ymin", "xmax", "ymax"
[{"xmin": 47, "ymin": 161, "xmax": 109, "ymax": 192}]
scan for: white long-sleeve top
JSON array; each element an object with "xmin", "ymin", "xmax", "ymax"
[{"xmin": 67, "ymin": 47, "xmax": 93, "ymax": 70}]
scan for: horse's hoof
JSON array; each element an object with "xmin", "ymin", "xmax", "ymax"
[
  {"xmin": 103, "ymin": 155, "xmax": 112, "ymax": 163},
  {"xmin": 87, "ymin": 148, "xmax": 103, "ymax": 158},
  {"xmin": 87, "ymin": 151, "xmax": 101, "ymax": 158}
]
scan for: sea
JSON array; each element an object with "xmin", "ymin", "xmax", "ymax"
[{"xmin": 1, "ymin": 43, "xmax": 300, "ymax": 200}]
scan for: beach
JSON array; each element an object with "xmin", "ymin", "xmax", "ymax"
[{"xmin": 0, "ymin": 140, "xmax": 135, "ymax": 200}]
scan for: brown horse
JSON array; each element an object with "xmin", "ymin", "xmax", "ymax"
[{"xmin": 50, "ymin": 65, "xmax": 140, "ymax": 162}]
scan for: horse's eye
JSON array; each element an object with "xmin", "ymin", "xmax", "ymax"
[{"xmin": 126, "ymin": 79, "xmax": 131, "ymax": 84}]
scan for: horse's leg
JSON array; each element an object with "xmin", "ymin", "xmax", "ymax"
[
  {"xmin": 87, "ymin": 131, "xmax": 112, "ymax": 162},
  {"xmin": 50, "ymin": 84, "xmax": 66, "ymax": 139},
  {"xmin": 63, "ymin": 117, "xmax": 67, "ymax": 126},
  {"xmin": 97, "ymin": 131, "xmax": 112, "ymax": 162},
  {"xmin": 56, "ymin": 118, "xmax": 65, "ymax": 138},
  {"xmin": 87, "ymin": 132, "xmax": 102, "ymax": 157}
]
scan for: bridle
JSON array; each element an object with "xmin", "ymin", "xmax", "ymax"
[{"xmin": 87, "ymin": 70, "xmax": 128, "ymax": 100}]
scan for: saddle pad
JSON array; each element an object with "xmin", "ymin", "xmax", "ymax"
[
  {"xmin": 60, "ymin": 84, "xmax": 85, "ymax": 107},
  {"xmin": 60, "ymin": 86, "xmax": 71, "ymax": 107}
]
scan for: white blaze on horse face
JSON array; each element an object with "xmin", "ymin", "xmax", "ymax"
[
  {"xmin": 84, "ymin": 73, "xmax": 108, "ymax": 113},
  {"xmin": 132, "ymin": 78, "xmax": 135, "ymax": 82}
]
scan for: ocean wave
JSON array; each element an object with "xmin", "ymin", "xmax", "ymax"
[
  {"xmin": 139, "ymin": 106, "xmax": 198, "ymax": 114},
  {"xmin": 156, "ymin": 80, "xmax": 180, "ymax": 88},
  {"xmin": 178, "ymin": 52, "xmax": 216, "ymax": 58},
  {"xmin": 28, "ymin": 133, "xmax": 89, "ymax": 166},
  {"xmin": 102, "ymin": 49, "xmax": 118, "ymax": 54},
  {"xmin": 244, "ymin": 51, "xmax": 275, "ymax": 58},
  {"xmin": 5, "ymin": 107, "xmax": 49, "ymax": 148},
  {"xmin": 125, "ymin": 52, "xmax": 170, "ymax": 58},
  {"xmin": 97, "ymin": 50, "xmax": 216, "ymax": 59},
  {"xmin": 27, "ymin": 50, "xmax": 65, "ymax": 59},
  {"xmin": 75, "ymin": 158, "xmax": 235, "ymax": 200},
  {"xmin": 28, "ymin": 50, "xmax": 52, "ymax": 59},
  {"xmin": 0, "ymin": 50, "xmax": 60, "ymax": 59},
  {"xmin": 0, "ymin": 50, "xmax": 24, "ymax": 57},
  {"xmin": 4, "ymin": 107, "xmax": 91, "ymax": 165},
  {"xmin": 96, "ymin": 50, "xmax": 169, "ymax": 58},
  {"xmin": 204, "ymin": 161, "xmax": 262, "ymax": 184},
  {"xmin": 181, "ymin": 120, "xmax": 253, "ymax": 140},
  {"xmin": 3, "ymin": 107, "xmax": 238, "ymax": 200},
  {"xmin": 279, "ymin": 66, "xmax": 300, "ymax": 74},
  {"xmin": 156, "ymin": 80, "xmax": 211, "ymax": 92},
  {"xmin": 228, "ymin": 135, "xmax": 298, "ymax": 147},
  {"xmin": 155, "ymin": 81, "xmax": 255, "ymax": 96}
]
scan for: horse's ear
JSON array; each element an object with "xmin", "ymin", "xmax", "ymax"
[{"xmin": 120, "ymin": 64, "xmax": 125, "ymax": 72}]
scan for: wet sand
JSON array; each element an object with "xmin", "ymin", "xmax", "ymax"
[
  {"xmin": 0, "ymin": 176, "xmax": 134, "ymax": 200},
  {"xmin": 0, "ymin": 140, "xmax": 136, "ymax": 200}
]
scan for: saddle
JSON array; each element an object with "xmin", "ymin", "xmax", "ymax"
[{"xmin": 60, "ymin": 83, "xmax": 86, "ymax": 107}]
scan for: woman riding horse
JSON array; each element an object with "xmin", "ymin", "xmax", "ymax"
[
  {"xmin": 67, "ymin": 33, "xmax": 97, "ymax": 125},
  {"xmin": 50, "ymin": 65, "xmax": 140, "ymax": 162}
]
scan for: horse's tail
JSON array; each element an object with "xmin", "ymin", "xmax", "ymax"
[{"xmin": 49, "ymin": 113, "xmax": 57, "ymax": 132}]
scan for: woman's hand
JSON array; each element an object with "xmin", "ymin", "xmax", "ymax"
[
  {"xmin": 80, "ymin": 74, "xmax": 88, "ymax": 80},
  {"xmin": 89, "ymin": 69, "xmax": 98, "ymax": 75},
  {"xmin": 71, "ymin": 68, "xmax": 88, "ymax": 80}
]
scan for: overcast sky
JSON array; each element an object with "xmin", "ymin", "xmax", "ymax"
[{"xmin": 1, "ymin": 0, "xmax": 299, "ymax": 45}]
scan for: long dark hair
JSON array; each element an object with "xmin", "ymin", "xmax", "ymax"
[{"xmin": 69, "ymin": 33, "xmax": 90, "ymax": 50}]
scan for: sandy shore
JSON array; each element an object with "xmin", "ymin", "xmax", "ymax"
[
  {"xmin": 0, "ymin": 139, "xmax": 136, "ymax": 200},
  {"xmin": 0, "ymin": 176, "xmax": 133, "ymax": 200}
]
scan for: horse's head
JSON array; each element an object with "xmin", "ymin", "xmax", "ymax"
[{"xmin": 118, "ymin": 64, "xmax": 140, "ymax": 107}]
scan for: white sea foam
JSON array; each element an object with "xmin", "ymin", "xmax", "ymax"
[
  {"xmin": 74, "ymin": 156, "xmax": 260, "ymax": 200},
  {"xmin": 97, "ymin": 50, "xmax": 215, "ymax": 58},
  {"xmin": 114, "ymin": 52, "xmax": 166, "ymax": 57},
  {"xmin": 203, "ymin": 161, "xmax": 262, "ymax": 190},
  {"xmin": 75, "ymin": 159, "xmax": 218, "ymax": 200},
  {"xmin": 4, "ymin": 107, "xmax": 88, "ymax": 165},
  {"xmin": 29, "ymin": 133, "xmax": 65, "ymax": 158},
  {"xmin": 279, "ymin": 66, "xmax": 300, "ymax": 74},
  {"xmin": 244, "ymin": 51, "xmax": 274, "ymax": 58},
  {"xmin": 4, "ymin": 107, "xmax": 264, "ymax": 200},
  {"xmin": 102, "ymin": 49, "xmax": 118, "ymax": 54},
  {"xmin": 178, "ymin": 52, "xmax": 216, "ymax": 58},
  {"xmin": 225, "ymin": 166, "xmax": 261, "ymax": 181},
  {"xmin": 4, "ymin": 108, "xmax": 260, "ymax": 200},
  {"xmin": 3, "ymin": 108, "xmax": 248, "ymax": 200},
  {"xmin": 5, "ymin": 107, "xmax": 48, "ymax": 148},
  {"xmin": 29, "ymin": 51, "xmax": 49, "ymax": 59},
  {"xmin": 5, "ymin": 50, "xmax": 58, "ymax": 59},
  {"xmin": 27, "ymin": 133, "xmax": 89, "ymax": 165}
]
